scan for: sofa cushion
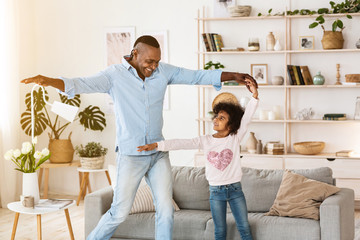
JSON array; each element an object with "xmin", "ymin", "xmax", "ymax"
[
  {"xmin": 172, "ymin": 166, "xmax": 210, "ymax": 210},
  {"xmin": 265, "ymin": 170, "xmax": 340, "ymax": 220},
  {"xmin": 112, "ymin": 209, "xmax": 213, "ymax": 240},
  {"xmin": 241, "ymin": 167, "xmax": 334, "ymax": 212}
]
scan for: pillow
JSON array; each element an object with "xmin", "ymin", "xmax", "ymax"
[
  {"xmin": 130, "ymin": 184, "xmax": 180, "ymax": 214},
  {"xmin": 265, "ymin": 170, "xmax": 340, "ymax": 220},
  {"xmin": 108, "ymin": 165, "xmax": 180, "ymax": 214}
]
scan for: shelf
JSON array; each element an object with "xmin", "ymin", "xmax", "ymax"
[
  {"xmin": 199, "ymin": 49, "xmax": 360, "ymax": 55},
  {"xmin": 240, "ymin": 152, "xmax": 360, "ymax": 159},
  {"xmin": 197, "ymin": 118, "xmax": 360, "ymax": 124},
  {"xmin": 196, "ymin": 118, "xmax": 285, "ymax": 123},
  {"xmin": 196, "ymin": 85, "xmax": 285, "ymax": 89},
  {"xmin": 196, "ymin": 12, "xmax": 360, "ymax": 21},
  {"xmin": 196, "ymin": 84, "xmax": 360, "ymax": 89}
]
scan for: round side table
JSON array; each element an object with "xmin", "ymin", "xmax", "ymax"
[
  {"xmin": 7, "ymin": 199, "xmax": 75, "ymax": 240},
  {"xmin": 77, "ymin": 168, "xmax": 112, "ymax": 206}
]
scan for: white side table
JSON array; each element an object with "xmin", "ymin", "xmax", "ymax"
[
  {"xmin": 7, "ymin": 199, "xmax": 75, "ymax": 240},
  {"xmin": 77, "ymin": 168, "xmax": 112, "ymax": 206}
]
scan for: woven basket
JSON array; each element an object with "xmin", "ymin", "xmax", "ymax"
[
  {"xmin": 321, "ymin": 31, "xmax": 344, "ymax": 49},
  {"xmin": 293, "ymin": 141, "xmax": 325, "ymax": 155},
  {"xmin": 48, "ymin": 138, "xmax": 74, "ymax": 163},
  {"xmin": 80, "ymin": 156, "xmax": 105, "ymax": 169},
  {"xmin": 212, "ymin": 92, "xmax": 239, "ymax": 109}
]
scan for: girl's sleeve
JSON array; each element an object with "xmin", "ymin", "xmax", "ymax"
[
  {"xmin": 236, "ymin": 97, "xmax": 259, "ymax": 139},
  {"xmin": 157, "ymin": 137, "xmax": 202, "ymax": 151}
]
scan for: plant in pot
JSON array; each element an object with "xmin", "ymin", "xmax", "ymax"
[
  {"xmin": 204, "ymin": 61, "xmax": 236, "ymax": 85},
  {"xmin": 75, "ymin": 142, "xmax": 108, "ymax": 170},
  {"xmin": 20, "ymin": 88, "xmax": 107, "ymax": 163}
]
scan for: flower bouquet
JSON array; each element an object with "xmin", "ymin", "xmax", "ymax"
[{"xmin": 4, "ymin": 137, "xmax": 50, "ymax": 173}]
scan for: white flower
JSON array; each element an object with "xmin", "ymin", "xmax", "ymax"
[
  {"xmin": 21, "ymin": 144, "xmax": 32, "ymax": 154},
  {"xmin": 34, "ymin": 151, "xmax": 42, "ymax": 159},
  {"xmin": 4, "ymin": 149, "xmax": 14, "ymax": 161},
  {"xmin": 32, "ymin": 137, "xmax": 38, "ymax": 145},
  {"xmin": 13, "ymin": 149, "xmax": 21, "ymax": 158},
  {"xmin": 41, "ymin": 148, "xmax": 50, "ymax": 156}
]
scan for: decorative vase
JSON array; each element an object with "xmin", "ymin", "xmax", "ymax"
[
  {"xmin": 321, "ymin": 31, "xmax": 344, "ymax": 49},
  {"xmin": 22, "ymin": 172, "xmax": 40, "ymax": 204},
  {"xmin": 271, "ymin": 76, "xmax": 284, "ymax": 85},
  {"xmin": 266, "ymin": 32, "xmax": 275, "ymax": 51},
  {"xmin": 274, "ymin": 39, "xmax": 282, "ymax": 51},
  {"xmin": 246, "ymin": 132, "xmax": 258, "ymax": 154},
  {"xmin": 48, "ymin": 137, "xmax": 74, "ymax": 163},
  {"xmin": 356, "ymin": 38, "xmax": 360, "ymax": 49},
  {"xmin": 313, "ymin": 71, "xmax": 325, "ymax": 85}
]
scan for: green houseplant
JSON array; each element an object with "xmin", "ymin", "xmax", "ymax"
[
  {"xmin": 75, "ymin": 142, "xmax": 108, "ymax": 169},
  {"xmin": 20, "ymin": 88, "xmax": 107, "ymax": 163}
]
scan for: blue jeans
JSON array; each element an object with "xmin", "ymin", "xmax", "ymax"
[
  {"xmin": 87, "ymin": 151, "xmax": 174, "ymax": 240},
  {"xmin": 209, "ymin": 182, "xmax": 253, "ymax": 240}
]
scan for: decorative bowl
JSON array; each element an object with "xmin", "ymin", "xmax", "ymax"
[{"xmin": 293, "ymin": 141, "xmax": 325, "ymax": 155}]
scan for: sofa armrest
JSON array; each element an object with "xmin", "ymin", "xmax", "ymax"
[
  {"xmin": 84, "ymin": 186, "xmax": 113, "ymax": 238},
  {"xmin": 319, "ymin": 188, "xmax": 354, "ymax": 240}
]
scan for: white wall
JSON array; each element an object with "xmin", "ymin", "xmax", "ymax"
[{"xmin": 18, "ymin": 0, "xmax": 360, "ymax": 195}]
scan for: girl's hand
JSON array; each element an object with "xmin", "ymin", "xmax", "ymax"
[
  {"xmin": 245, "ymin": 79, "xmax": 259, "ymax": 99},
  {"xmin": 137, "ymin": 143, "xmax": 158, "ymax": 152}
]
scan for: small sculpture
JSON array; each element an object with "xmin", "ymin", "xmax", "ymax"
[{"xmin": 295, "ymin": 108, "xmax": 314, "ymax": 120}]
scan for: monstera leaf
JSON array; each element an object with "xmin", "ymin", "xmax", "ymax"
[
  {"xmin": 59, "ymin": 93, "xmax": 81, "ymax": 107},
  {"xmin": 78, "ymin": 105, "xmax": 106, "ymax": 131},
  {"xmin": 25, "ymin": 88, "xmax": 49, "ymax": 111},
  {"xmin": 20, "ymin": 109, "xmax": 49, "ymax": 136}
]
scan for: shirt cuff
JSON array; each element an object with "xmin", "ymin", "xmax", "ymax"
[
  {"xmin": 212, "ymin": 70, "xmax": 223, "ymax": 91},
  {"xmin": 58, "ymin": 77, "xmax": 76, "ymax": 99},
  {"xmin": 157, "ymin": 141, "xmax": 165, "ymax": 151}
]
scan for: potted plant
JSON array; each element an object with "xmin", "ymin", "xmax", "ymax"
[
  {"xmin": 20, "ymin": 88, "xmax": 107, "ymax": 163},
  {"xmin": 204, "ymin": 61, "xmax": 225, "ymax": 70},
  {"xmin": 75, "ymin": 142, "xmax": 108, "ymax": 170}
]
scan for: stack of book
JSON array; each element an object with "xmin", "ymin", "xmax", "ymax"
[
  {"xmin": 287, "ymin": 65, "xmax": 313, "ymax": 85},
  {"xmin": 322, "ymin": 113, "xmax": 347, "ymax": 121},
  {"xmin": 201, "ymin": 33, "xmax": 224, "ymax": 52},
  {"xmin": 265, "ymin": 142, "xmax": 284, "ymax": 155}
]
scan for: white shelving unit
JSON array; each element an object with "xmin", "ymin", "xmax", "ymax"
[{"xmin": 195, "ymin": 8, "xmax": 360, "ymax": 201}]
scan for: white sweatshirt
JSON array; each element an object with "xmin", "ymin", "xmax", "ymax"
[{"xmin": 157, "ymin": 97, "xmax": 259, "ymax": 186}]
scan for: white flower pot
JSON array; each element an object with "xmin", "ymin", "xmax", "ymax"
[{"xmin": 22, "ymin": 172, "xmax": 40, "ymax": 204}]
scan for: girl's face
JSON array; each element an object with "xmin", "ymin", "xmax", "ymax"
[{"xmin": 213, "ymin": 110, "xmax": 230, "ymax": 133}]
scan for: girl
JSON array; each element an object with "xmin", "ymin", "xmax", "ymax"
[{"xmin": 138, "ymin": 79, "xmax": 258, "ymax": 240}]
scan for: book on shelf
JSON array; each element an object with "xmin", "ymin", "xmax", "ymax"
[
  {"xmin": 300, "ymin": 66, "xmax": 313, "ymax": 85},
  {"xmin": 205, "ymin": 33, "xmax": 214, "ymax": 51},
  {"xmin": 324, "ymin": 113, "xmax": 346, "ymax": 118},
  {"xmin": 292, "ymin": 65, "xmax": 302, "ymax": 85},
  {"xmin": 201, "ymin": 33, "xmax": 211, "ymax": 52},
  {"xmin": 335, "ymin": 150, "xmax": 355, "ymax": 157},
  {"xmin": 287, "ymin": 65, "xmax": 296, "ymax": 85},
  {"xmin": 35, "ymin": 199, "xmax": 73, "ymax": 209},
  {"xmin": 213, "ymin": 34, "xmax": 223, "ymax": 52},
  {"xmin": 210, "ymin": 33, "xmax": 218, "ymax": 52},
  {"xmin": 322, "ymin": 116, "xmax": 347, "ymax": 120},
  {"xmin": 296, "ymin": 66, "xmax": 305, "ymax": 85}
]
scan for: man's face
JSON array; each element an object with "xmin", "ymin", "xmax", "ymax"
[{"xmin": 132, "ymin": 43, "xmax": 161, "ymax": 79}]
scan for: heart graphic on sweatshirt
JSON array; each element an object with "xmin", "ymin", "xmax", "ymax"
[{"xmin": 207, "ymin": 149, "xmax": 233, "ymax": 171}]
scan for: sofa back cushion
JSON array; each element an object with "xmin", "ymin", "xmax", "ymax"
[
  {"xmin": 172, "ymin": 166, "xmax": 210, "ymax": 210},
  {"xmin": 241, "ymin": 167, "xmax": 334, "ymax": 212}
]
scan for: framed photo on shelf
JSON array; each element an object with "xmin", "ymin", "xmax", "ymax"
[
  {"xmin": 251, "ymin": 64, "xmax": 268, "ymax": 85},
  {"xmin": 299, "ymin": 36, "xmax": 314, "ymax": 50}
]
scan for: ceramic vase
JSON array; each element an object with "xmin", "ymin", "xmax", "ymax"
[
  {"xmin": 246, "ymin": 132, "xmax": 258, "ymax": 154},
  {"xmin": 266, "ymin": 32, "xmax": 275, "ymax": 51},
  {"xmin": 274, "ymin": 39, "xmax": 282, "ymax": 51},
  {"xmin": 22, "ymin": 172, "xmax": 40, "ymax": 204},
  {"xmin": 313, "ymin": 71, "xmax": 325, "ymax": 85}
]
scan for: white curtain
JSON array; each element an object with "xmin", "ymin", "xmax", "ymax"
[{"xmin": 0, "ymin": 0, "xmax": 20, "ymax": 207}]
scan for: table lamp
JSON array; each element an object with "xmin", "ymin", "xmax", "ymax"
[{"xmin": 31, "ymin": 84, "xmax": 79, "ymax": 141}]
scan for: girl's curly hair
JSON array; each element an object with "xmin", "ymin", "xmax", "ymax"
[{"xmin": 213, "ymin": 102, "xmax": 244, "ymax": 135}]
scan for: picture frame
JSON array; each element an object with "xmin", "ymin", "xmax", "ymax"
[
  {"xmin": 299, "ymin": 36, "xmax": 314, "ymax": 50},
  {"xmin": 251, "ymin": 64, "xmax": 268, "ymax": 85},
  {"xmin": 105, "ymin": 27, "xmax": 135, "ymax": 66}
]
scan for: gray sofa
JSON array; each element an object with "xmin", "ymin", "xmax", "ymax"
[{"xmin": 85, "ymin": 166, "xmax": 355, "ymax": 240}]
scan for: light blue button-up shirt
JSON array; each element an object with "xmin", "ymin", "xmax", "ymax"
[{"xmin": 61, "ymin": 58, "xmax": 222, "ymax": 155}]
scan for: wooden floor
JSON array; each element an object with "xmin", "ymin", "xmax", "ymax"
[
  {"xmin": 0, "ymin": 195, "xmax": 359, "ymax": 240},
  {"xmin": 0, "ymin": 194, "xmax": 84, "ymax": 240}
]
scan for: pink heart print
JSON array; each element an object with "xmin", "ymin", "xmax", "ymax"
[{"xmin": 207, "ymin": 149, "xmax": 233, "ymax": 171}]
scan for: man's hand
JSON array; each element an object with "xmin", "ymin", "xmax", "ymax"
[
  {"xmin": 21, "ymin": 75, "xmax": 65, "ymax": 91},
  {"xmin": 137, "ymin": 143, "xmax": 158, "ymax": 152},
  {"xmin": 245, "ymin": 79, "xmax": 258, "ymax": 99},
  {"xmin": 221, "ymin": 72, "xmax": 258, "ymax": 92}
]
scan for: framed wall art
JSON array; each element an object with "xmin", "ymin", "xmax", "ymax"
[
  {"xmin": 299, "ymin": 36, "xmax": 314, "ymax": 50},
  {"xmin": 251, "ymin": 64, "xmax": 268, "ymax": 85},
  {"xmin": 105, "ymin": 27, "xmax": 135, "ymax": 66}
]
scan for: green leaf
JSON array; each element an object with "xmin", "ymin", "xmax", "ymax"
[
  {"xmin": 20, "ymin": 110, "xmax": 49, "ymax": 136},
  {"xmin": 337, "ymin": 19, "xmax": 344, "ymax": 29},
  {"xmin": 309, "ymin": 22, "xmax": 319, "ymax": 28},
  {"xmin": 25, "ymin": 88, "xmax": 49, "ymax": 111},
  {"xmin": 332, "ymin": 21, "xmax": 338, "ymax": 32},
  {"xmin": 258, "ymin": 13, "xmax": 262, "ymax": 16},
  {"xmin": 316, "ymin": 15, "xmax": 325, "ymax": 24},
  {"xmin": 346, "ymin": 14, "xmax": 353, "ymax": 19},
  {"xmin": 59, "ymin": 94, "xmax": 81, "ymax": 107},
  {"xmin": 268, "ymin": 8, "xmax": 272, "ymax": 14},
  {"xmin": 318, "ymin": 8, "xmax": 329, "ymax": 14},
  {"xmin": 78, "ymin": 105, "xmax": 106, "ymax": 131}
]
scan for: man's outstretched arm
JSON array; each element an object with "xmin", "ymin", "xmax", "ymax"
[
  {"xmin": 21, "ymin": 75, "xmax": 65, "ymax": 92},
  {"xmin": 221, "ymin": 72, "xmax": 258, "ymax": 90}
]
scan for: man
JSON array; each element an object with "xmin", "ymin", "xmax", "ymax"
[{"xmin": 22, "ymin": 35, "xmax": 257, "ymax": 240}]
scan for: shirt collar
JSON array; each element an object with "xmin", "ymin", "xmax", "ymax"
[{"xmin": 122, "ymin": 56, "xmax": 133, "ymax": 70}]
